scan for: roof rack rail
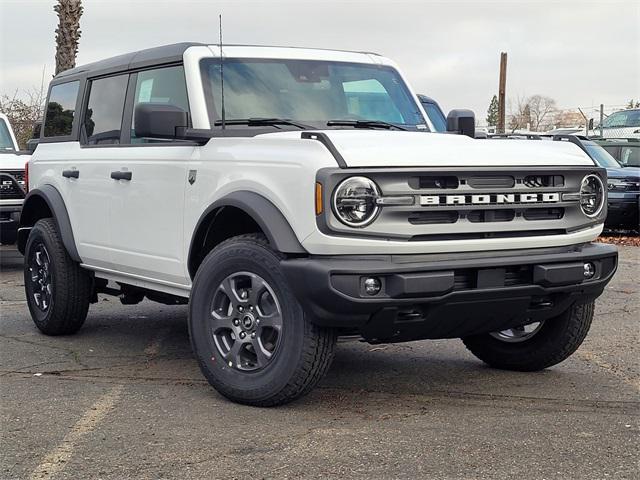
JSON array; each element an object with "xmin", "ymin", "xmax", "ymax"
[
  {"xmin": 551, "ymin": 134, "xmax": 591, "ymax": 156},
  {"xmin": 488, "ymin": 133, "xmax": 542, "ymax": 140}
]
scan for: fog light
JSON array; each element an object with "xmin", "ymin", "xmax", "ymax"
[
  {"xmin": 583, "ymin": 262, "xmax": 596, "ymax": 279},
  {"xmin": 364, "ymin": 277, "xmax": 382, "ymax": 296}
]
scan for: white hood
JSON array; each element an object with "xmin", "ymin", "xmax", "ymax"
[
  {"xmin": 0, "ymin": 152, "xmax": 30, "ymax": 171},
  {"xmin": 263, "ymin": 130, "xmax": 594, "ymax": 168}
]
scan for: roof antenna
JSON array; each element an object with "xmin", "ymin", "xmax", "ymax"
[{"xmin": 219, "ymin": 14, "xmax": 226, "ymax": 130}]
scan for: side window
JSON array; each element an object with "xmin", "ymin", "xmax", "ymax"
[
  {"xmin": 44, "ymin": 81, "xmax": 80, "ymax": 137},
  {"xmin": 620, "ymin": 146, "xmax": 640, "ymax": 167},
  {"xmin": 130, "ymin": 65, "xmax": 189, "ymax": 143},
  {"xmin": 84, "ymin": 74, "xmax": 129, "ymax": 145}
]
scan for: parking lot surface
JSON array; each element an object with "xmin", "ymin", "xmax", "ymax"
[{"xmin": 1, "ymin": 244, "xmax": 638, "ymax": 479}]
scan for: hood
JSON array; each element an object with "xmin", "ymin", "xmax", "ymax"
[
  {"xmin": 606, "ymin": 166, "xmax": 640, "ymax": 179},
  {"xmin": 261, "ymin": 130, "xmax": 594, "ymax": 167},
  {"xmin": 0, "ymin": 152, "xmax": 30, "ymax": 171}
]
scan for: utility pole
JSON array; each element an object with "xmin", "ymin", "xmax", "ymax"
[
  {"xmin": 600, "ymin": 104, "xmax": 604, "ymax": 138},
  {"xmin": 497, "ymin": 52, "xmax": 507, "ymax": 134}
]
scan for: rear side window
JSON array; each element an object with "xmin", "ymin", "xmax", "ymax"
[
  {"xmin": 44, "ymin": 81, "xmax": 79, "ymax": 137},
  {"xmin": 130, "ymin": 65, "xmax": 189, "ymax": 143},
  {"xmin": 84, "ymin": 74, "xmax": 129, "ymax": 145}
]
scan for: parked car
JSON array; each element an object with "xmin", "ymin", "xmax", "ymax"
[
  {"xmin": 595, "ymin": 138, "xmax": 640, "ymax": 167},
  {"xmin": 591, "ymin": 109, "xmax": 640, "ymax": 139},
  {"xmin": 417, "ymin": 94, "xmax": 447, "ymax": 132},
  {"xmin": 0, "ymin": 113, "xmax": 29, "ymax": 244},
  {"xmin": 19, "ymin": 43, "xmax": 617, "ymax": 406}
]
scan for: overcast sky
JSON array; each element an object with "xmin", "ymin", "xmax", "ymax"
[{"xmin": 1, "ymin": 0, "xmax": 638, "ymax": 122}]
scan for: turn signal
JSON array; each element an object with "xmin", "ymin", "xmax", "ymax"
[{"xmin": 315, "ymin": 182, "xmax": 323, "ymax": 215}]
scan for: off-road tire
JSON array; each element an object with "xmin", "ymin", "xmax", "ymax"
[
  {"xmin": 24, "ymin": 218, "xmax": 92, "ymax": 335},
  {"xmin": 189, "ymin": 233, "xmax": 337, "ymax": 407},
  {"xmin": 462, "ymin": 302, "xmax": 594, "ymax": 371}
]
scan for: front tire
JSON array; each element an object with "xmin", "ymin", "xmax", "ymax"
[
  {"xmin": 24, "ymin": 218, "xmax": 92, "ymax": 335},
  {"xmin": 189, "ymin": 234, "xmax": 336, "ymax": 407},
  {"xmin": 462, "ymin": 302, "xmax": 594, "ymax": 371}
]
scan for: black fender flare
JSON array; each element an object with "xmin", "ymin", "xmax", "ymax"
[
  {"xmin": 18, "ymin": 185, "xmax": 81, "ymax": 262},
  {"xmin": 188, "ymin": 191, "xmax": 306, "ymax": 276}
]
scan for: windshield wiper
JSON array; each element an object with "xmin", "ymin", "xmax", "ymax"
[
  {"xmin": 214, "ymin": 118, "xmax": 314, "ymax": 130},
  {"xmin": 326, "ymin": 119, "xmax": 407, "ymax": 131}
]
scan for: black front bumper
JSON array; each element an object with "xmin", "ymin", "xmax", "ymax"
[
  {"xmin": 0, "ymin": 204, "xmax": 22, "ymax": 244},
  {"xmin": 281, "ymin": 243, "xmax": 618, "ymax": 342}
]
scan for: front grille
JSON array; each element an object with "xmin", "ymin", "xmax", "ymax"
[
  {"xmin": 0, "ymin": 171, "xmax": 26, "ymax": 200},
  {"xmin": 408, "ymin": 211, "xmax": 458, "ymax": 225},
  {"xmin": 318, "ymin": 166, "xmax": 604, "ymax": 241}
]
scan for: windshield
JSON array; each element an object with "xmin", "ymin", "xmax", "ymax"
[
  {"xmin": 602, "ymin": 110, "xmax": 640, "ymax": 128},
  {"xmin": 0, "ymin": 119, "xmax": 15, "ymax": 152},
  {"xmin": 201, "ymin": 59, "xmax": 425, "ymax": 129},
  {"xmin": 586, "ymin": 144, "xmax": 621, "ymax": 168}
]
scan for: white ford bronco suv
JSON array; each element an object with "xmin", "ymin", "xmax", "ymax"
[{"xmin": 19, "ymin": 43, "xmax": 617, "ymax": 406}]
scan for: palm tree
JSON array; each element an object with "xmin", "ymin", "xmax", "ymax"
[{"xmin": 54, "ymin": 0, "xmax": 83, "ymax": 75}]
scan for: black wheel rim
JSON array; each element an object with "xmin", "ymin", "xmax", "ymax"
[
  {"xmin": 210, "ymin": 271, "xmax": 283, "ymax": 372},
  {"xmin": 28, "ymin": 243, "xmax": 53, "ymax": 312}
]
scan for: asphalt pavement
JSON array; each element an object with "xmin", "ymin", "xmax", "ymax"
[{"xmin": 1, "ymin": 244, "xmax": 638, "ymax": 480}]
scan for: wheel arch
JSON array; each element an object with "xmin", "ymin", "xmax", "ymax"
[
  {"xmin": 17, "ymin": 185, "xmax": 81, "ymax": 262},
  {"xmin": 188, "ymin": 191, "xmax": 306, "ymax": 279}
]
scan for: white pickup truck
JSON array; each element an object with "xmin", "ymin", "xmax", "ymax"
[{"xmin": 0, "ymin": 113, "xmax": 29, "ymax": 244}]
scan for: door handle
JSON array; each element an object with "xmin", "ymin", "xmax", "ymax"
[
  {"xmin": 62, "ymin": 169, "xmax": 79, "ymax": 179},
  {"xmin": 110, "ymin": 171, "xmax": 132, "ymax": 181}
]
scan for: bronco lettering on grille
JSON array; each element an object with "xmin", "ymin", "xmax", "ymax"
[{"xmin": 420, "ymin": 192, "xmax": 561, "ymax": 206}]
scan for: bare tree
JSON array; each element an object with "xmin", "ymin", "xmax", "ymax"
[
  {"xmin": 0, "ymin": 89, "xmax": 46, "ymax": 149},
  {"xmin": 528, "ymin": 95, "xmax": 556, "ymax": 131},
  {"xmin": 54, "ymin": 0, "xmax": 83, "ymax": 74},
  {"xmin": 507, "ymin": 96, "xmax": 531, "ymax": 132},
  {"xmin": 0, "ymin": 67, "xmax": 47, "ymax": 149}
]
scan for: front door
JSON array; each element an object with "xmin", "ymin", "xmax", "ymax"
[{"xmin": 106, "ymin": 65, "xmax": 193, "ymax": 286}]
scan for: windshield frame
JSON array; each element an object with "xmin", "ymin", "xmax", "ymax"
[{"xmin": 199, "ymin": 57, "xmax": 427, "ymax": 132}]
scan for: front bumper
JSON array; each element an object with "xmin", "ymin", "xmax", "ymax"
[
  {"xmin": 281, "ymin": 243, "xmax": 618, "ymax": 342},
  {"xmin": 606, "ymin": 193, "xmax": 639, "ymax": 229},
  {"xmin": 0, "ymin": 204, "xmax": 22, "ymax": 243}
]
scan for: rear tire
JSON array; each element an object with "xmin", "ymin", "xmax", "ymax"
[
  {"xmin": 24, "ymin": 218, "xmax": 92, "ymax": 335},
  {"xmin": 462, "ymin": 302, "xmax": 594, "ymax": 371},
  {"xmin": 189, "ymin": 233, "xmax": 336, "ymax": 407}
]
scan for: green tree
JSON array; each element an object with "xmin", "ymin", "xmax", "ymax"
[{"xmin": 486, "ymin": 95, "xmax": 499, "ymax": 126}]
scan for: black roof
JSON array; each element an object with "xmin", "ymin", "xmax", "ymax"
[
  {"xmin": 53, "ymin": 42, "xmax": 383, "ymax": 83},
  {"xmin": 55, "ymin": 42, "xmax": 205, "ymax": 81}
]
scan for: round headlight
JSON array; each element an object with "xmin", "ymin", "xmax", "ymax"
[
  {"xmin": 332, "ymin": 176, "xmax": 380, "ymax": 227},
  {"xmin": 580, "ymin": 174, "xmax": 604, "ymax": 217}
]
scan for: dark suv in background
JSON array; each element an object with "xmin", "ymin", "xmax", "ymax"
[{"xmin": 596, "ymin": 138, "xmax": 640, "ymax": 168}]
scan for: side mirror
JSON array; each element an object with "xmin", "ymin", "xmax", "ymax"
[
  {"xmin": 134, "ymin": 103, "xmax": 188, "ymax": 139},
  {"xmin": 25, "ymin": 138, "xmax": 39, "ymax": 154},
  {"xmin": 447, "ymin": 109, "xmax": 475, "ymax": 138}
]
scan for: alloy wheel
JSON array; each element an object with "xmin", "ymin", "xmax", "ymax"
[{"xmin": 210, "ymin": 271, "xmax": 283, "ymax": 372}]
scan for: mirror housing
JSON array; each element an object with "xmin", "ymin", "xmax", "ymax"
[
  {"xmin": 134, "ymin": 103, "xmax": 188, "ymax": 139},
  {"xmin": 447, "ymin": 109, "xmax": 475, "ymax": 138},
  {"xmin": 25, "ymin": 138, "xmax": 39, "ymax": 154}
]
